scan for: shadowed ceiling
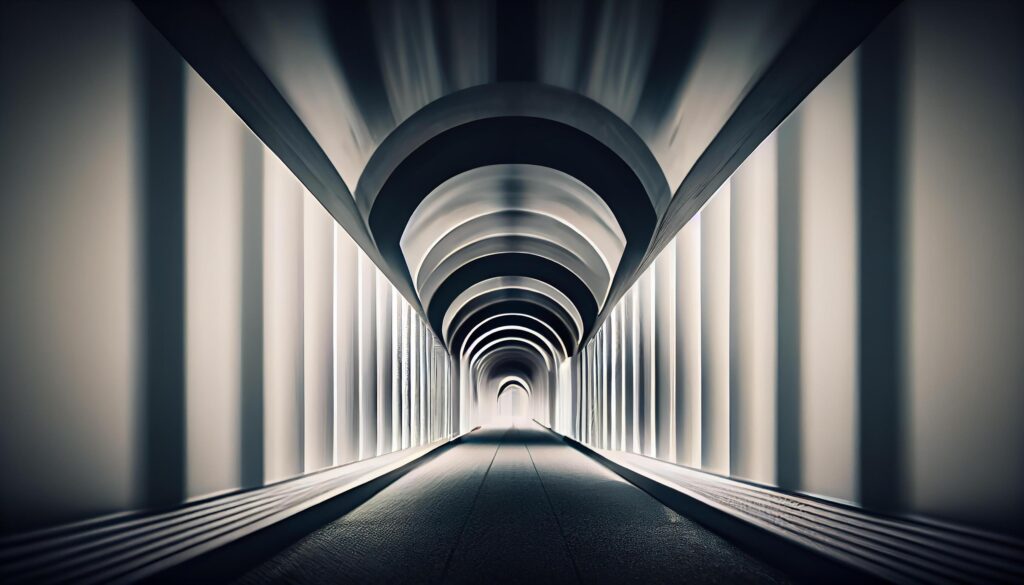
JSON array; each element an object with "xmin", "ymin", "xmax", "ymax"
[{"xmin": 137, "ymin": 0, "xmax": 895, "ymax": 392}]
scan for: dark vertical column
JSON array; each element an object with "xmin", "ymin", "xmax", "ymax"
[
  {"xmin": 138, "ymin": 21, "xmax": 185, "ymax": 508},
  {"xmin": 239, "ymin": 131, "xmax": 264, "ymax": 488},
  {"xmin": 857, "ymin": 13, "xmax": 905, "ymax": 512},
  {"xmin": 776, "ymin": 111, "xmax": 803, "ymax": 492}
]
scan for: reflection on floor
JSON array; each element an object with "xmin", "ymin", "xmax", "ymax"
[{"xmin": 239, "ymin": 421, "xmax": 791, "ymax": 584}]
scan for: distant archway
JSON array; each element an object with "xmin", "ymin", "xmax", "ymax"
[{"xmin": 496, "ymin": 384, "xmax": 530, "ymax": 419}]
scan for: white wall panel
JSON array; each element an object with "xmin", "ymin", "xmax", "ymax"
[
  {"xmin": 376, "ymin": 273, "xmax": 393, "ymax": 455},
  {"xmin": 654, "ymin": 248, "xmax": 676, "ymax": 461},
  {"xmin": 675, "ymin": 221, "xmax": 702, "ymax": 467},
  {"xmin": 795, "ymin": 57, "xmax": 858, "ymax": 503},
  {"xmin": 303, "ymin": 193, "xmax": 334, "ymax": 472},
  {"xmin": 637, "ymin": 269, "xmax": 656, "ymax": 456},
  {"xmin": 263, "ymin": 148, "xmax": 304, "ymax": 483},
  {"xmin": 357, "ymin": 252, "xmax": 377, "ymax": 459},
  {"xmin": 624, "ymin": 290, "xmax": 637, "ymax": 453},
  {"xmin": 333, "ymin": 225, "xmax": 359, "ymax": 465},
  {"xmin": 0, "ymin": 1, "xmax": 142, "ymax": 529},
  {"xmin": 700, "ymin": 184, "xmax": 730, "ymax": 474},
  {"xmin": 185, "ymin": 69, "xmax": 245, "ymax": 497},
  {"xmin": 904, "ymin": 0, "xmax": 1024, "ymax": 535},
  {"xmin": 729, "ymin": 134, "xmax": 778, "ymax": 485}
]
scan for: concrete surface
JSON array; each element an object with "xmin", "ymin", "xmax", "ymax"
[{"xmin": 238, "ymin": 421, "xmax": 792, "ymax": 584}]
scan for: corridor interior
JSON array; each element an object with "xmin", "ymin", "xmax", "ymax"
[
  {"xmin": 239, "ymin": 422, "xmax": 788, "ymax": 584},
  {"xmin": 2, "ymin": 0, "xmax": 1024, "ymax": 583}
]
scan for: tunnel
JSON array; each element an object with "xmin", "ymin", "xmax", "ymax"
[{"xmin": 1, "ymin": 0, "xmax": 1023, "ymax": 583}]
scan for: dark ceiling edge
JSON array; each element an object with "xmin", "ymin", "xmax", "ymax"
[
  {"xmin": 356, "ymin": 82, "xmax": 669, "ymax": 352},
  {"xmin": 133, "ymin": 0, "xmax": 900, "ymax": 359},
  {"xmin": 575, "ymin": 0, "xmax": 903, "ymax": 351},
  {"xmin": 132, "ymin": 0, "xmax": 437, "ymax": 334}
]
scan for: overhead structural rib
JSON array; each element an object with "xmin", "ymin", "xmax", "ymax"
[
  {"xmin": 590, "ymin": 0, "xmax": 902, "ymax": 346},
  {"xmin": 357, "ymin": 83, "xmax": 670, "ymax": 348},
  {"xmin": 133, "ymin": 0, "xmax": 430, "ymax": 321}
]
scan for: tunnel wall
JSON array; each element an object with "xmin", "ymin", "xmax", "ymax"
[
  {"xmin": 0, "ymin": 1, "xmax": 454, "ymax": 534},
  {"xmin": 0, "ymin": 0, "xmax": 144, "ymax": 533},
  {"xmin": 563, "ymin": 0, "xmax": 1024, "ymax": 538}
]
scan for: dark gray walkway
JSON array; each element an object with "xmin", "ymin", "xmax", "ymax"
[{"xmin": 238, "ymin": 422, "xmax": 791, "ymax": 584}]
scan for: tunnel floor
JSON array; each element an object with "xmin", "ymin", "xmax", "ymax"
[{"xmin": 237, "ymin": 422, "xmax": 792, "ymax": 584}]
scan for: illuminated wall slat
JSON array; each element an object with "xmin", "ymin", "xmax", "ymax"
[
  {"xmin": 263, "ymin": 147, "xmax": 305, "ymax": 483},
  {"xmin": 729, "ymin": 134, "xmax": 778, "ymax": 485},
  {"xmin": 304, "ymin": 191, "xmax": 335, "ymax": 472},
  {"xmin": 357, "ymin": 252, "xmax": 378, "ymax": 460},
  {"xmin": 376, "ymin": 273, "xmax": 393, "ymax": 456},
  {"xmin": 0, "ymin": 5, "xmax": 463, "ymax": 532},
  {"xmin": 333, "ymin": 225, "xmax": 360, "ymax": 466},
  {"xmin": 654, "ymin": 247, "xmax": 676, "ymax": 461},
  {"xmin": 391, "ymin": 294, "xmax": 402, "ymax": 451},
  {"xmin": 793, "ymin": 57, "xmax": 858, "ymax": 502},
  {"xmin": 675, "ymin": 219, "xmax": 702, "ymax": 468},
  {"xmin": 184, "ymin": 68, "xmax": 248, "ymax": 497},
  {"xmin": 618, "ymin": 297, "xmax": 631, "ymax": 452},
  {"xmin": 637, "ymin": 267, "xmax": 655, "ymax": 457}
]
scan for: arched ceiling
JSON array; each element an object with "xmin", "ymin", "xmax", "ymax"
[{"xmin": 139, "ymin": 0, "xmax": 898, "ymax": 380}]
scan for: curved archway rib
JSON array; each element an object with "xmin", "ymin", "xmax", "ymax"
[
  {"xmin": 415, "ymin": 209, "xmax": 614, "ymax": 297},
  {"xmin": 455, "ymin": 313, "xmax": 568, "ymax": 360},
  {"xmin": 464, "ymin": 326, "xmax": 563, "ymax": 369},
  {"xmin": 368, "ymin": 117, "xmax": 657, "ymax": 292},
  {"xmin": 498, "ymin": 376, "xmax": 531, "ymax": 397},
  {"xmin": 448, "ymin": 299, "xmax": 576, "ymax": 359},
  {"xmin": 429, "ymin": 254, "xmax": 597, "ymax": 341},
  {"xmin": 497, "ymin": 382, "xmax": 529, "ymax": 401},
  {"xmin": 414, "ymin": 209, "xmax": 615, "ymax": 289},
  {"xmin": 474, "ymin": 347, "xmax": 546, "ymax": 392},
  {"xmin": 419, "ymin": 237, "xmax": 608, "ymax": 309},
  {"xmin": 357, "ymin": 84, "xmax": 672, "ymax": 341},
  {"xmin": 470, "ymin": 336, "xmax": 553, "ymax": 371},
  {"xmin": 403, "ymin": 165, "xmax": 624, "ymax": 288},
  {"xmin": 443, "ymin": 277, "xmax": 583, "ymax": 343}
]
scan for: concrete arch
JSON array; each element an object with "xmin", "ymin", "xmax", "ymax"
[
  {"xmin": 418, "ymin": 237, "xmax": 609, "ymax": 311},
  {"xmin": 464, "ymin": 326, "xmax": 564, "ymax": 370},
  {"xmin": 442, "ymin": 277, "xmax": 584, "ymax": 344},
  {"xmin": 456, "ymin": 313, "xmax": 568, "ymax": 360},
  {"xmin": 413, "ymin": 210, "xmax": 614, "ymax": 297},
  {"xmin": 427, "ymin": 253, "xmax": 597, "ymax": 340},
  {"xmin": 356, "ymin": 83, "xmax": 671, "ymax": 346},
  {"xmin": 403, "ymin": 165, "xmax": 623, "ymax": 291}
]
